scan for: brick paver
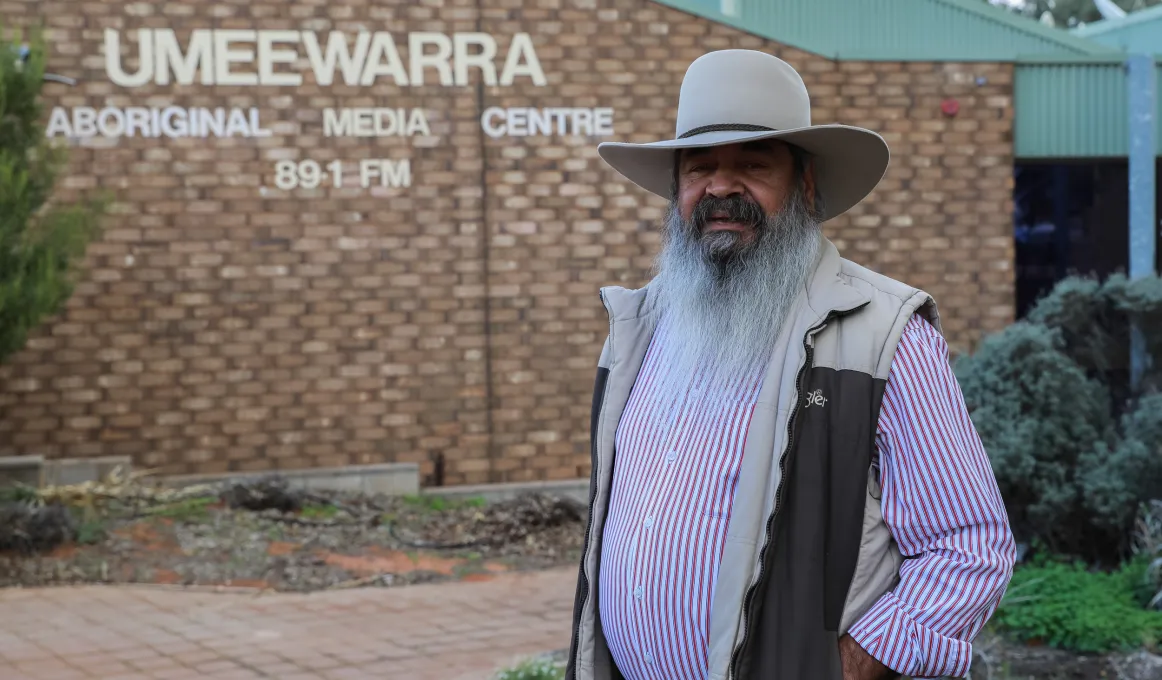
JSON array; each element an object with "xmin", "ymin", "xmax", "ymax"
[{"xmin": 0, "ymin": 568, "xmax": 576, "ymax": 680}]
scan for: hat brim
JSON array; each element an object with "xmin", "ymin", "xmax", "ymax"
[{"xmin": 596, "ymin": 125, "xmax": 889, "ymax": 222}]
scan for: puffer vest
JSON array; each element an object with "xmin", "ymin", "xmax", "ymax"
[{"xmin": 565, "ymin": 235, "xmax": 940, "ymax": 680}]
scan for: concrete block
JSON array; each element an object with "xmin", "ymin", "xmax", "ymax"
[
  {"xmin": 0, "ymin": 456, "xmax": 44, "ymax": 489},
  {"xmin": 42, "ymin": 456, "xmax": 133, "ymax": 487},
  {"xmin": 162, "ymin": 462, "xmax": 421, "ymax": 496},
  {"xmin": 424, "ymin": 478, "xmax": 590, "ymax": 505}
]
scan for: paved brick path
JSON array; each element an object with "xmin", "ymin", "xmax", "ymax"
[{"xmin": 0, "ymin": 568, "xmax": 575, "ymax": 680}]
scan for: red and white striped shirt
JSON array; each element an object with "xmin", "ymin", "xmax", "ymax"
[{"xmin": 598, "ymin": 313, "xmax": 1014, "ymax": 680}]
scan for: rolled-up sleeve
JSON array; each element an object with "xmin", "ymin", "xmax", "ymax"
[{"xmin": 846, "ymin": 315, "xmax": 1016, "ymax": 679}]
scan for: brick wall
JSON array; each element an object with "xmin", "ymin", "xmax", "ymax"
[{"xmin": 0, "ymin": 0, "xmax": 1015, "ymax": 485}]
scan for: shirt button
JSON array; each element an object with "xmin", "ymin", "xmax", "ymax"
[
  {"xmin": 644, "ymin": 515, "xmax": 654, "ymax": 528},
  {"xmin": 644, "ymin": 652, "xmax": 655, "ymax": 665},
  {"xmin": 665, "ymin": 450, "xmax": 678, "ymax": 463},
  {"xmin": 633, "ymin": 585, "xmax": 643, "ymax": 600}
]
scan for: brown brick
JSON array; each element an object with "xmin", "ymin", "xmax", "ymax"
[{"xmin": 0, "ymin": 0, "xmax": 1014, "ymax": 482}]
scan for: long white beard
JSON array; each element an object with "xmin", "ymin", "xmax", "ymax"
[{"xmin": 647, "ymin": 188, "xmax": 822, "ymax": 397}]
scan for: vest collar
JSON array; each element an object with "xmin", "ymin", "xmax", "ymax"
[{"xmin": 803, "ymin": 234, "xmax": 870, "ymax": 320}]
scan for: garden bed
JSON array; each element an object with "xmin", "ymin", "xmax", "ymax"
[
  {"xmin": 965, "ymin": 631, "xmax": 1162, "ymax": 680},
  {"xmin": 0, "ymin": 477, "xmax": 585, "ymax": 592}
]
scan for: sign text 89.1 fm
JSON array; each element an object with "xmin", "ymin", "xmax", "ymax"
[{"xmin": 272, "ymin": 159, "xmax": 412, "ymax": 191}]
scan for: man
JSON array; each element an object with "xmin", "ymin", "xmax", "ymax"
[{"xmin": 565, "ymin": 50, "xmax": 1015, "ymax": 680}]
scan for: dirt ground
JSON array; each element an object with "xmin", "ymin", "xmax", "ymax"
[{"xmin": 0, "ymin": 479, "xmax": 585, "ymax": 592}]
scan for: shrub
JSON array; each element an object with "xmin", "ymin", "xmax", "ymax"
[
  {"xmin": 1133, "ymin": 500, "xmax": 1162, "ymax": 610},
  {"xmin": 493, "ymin": 658, "xmax": 564, "ymax": 680},
  {"xmin": 954, "ymin": 321, "xmax": 1116, "ymax": 558},
  {"xmin": 993, "ymin": 559, "xmax": 1162, "ymax": 653},
  {"xmin": 955, "ymin": 274, "xmax": 1162, "ymax": 562},
  {"xmin": 1026, "ymin": 274, "xmax": 1162, "ymax": 403},
  {"xmin": 0, "ymin": 28, "xmax": 103, "ymax": 363},
  {"xmin": 0, "ymin": 501, "xmax": 75, "ymax": 554},
  {"xmin": 1083, "ymin": 393, "xmax": 1162, "ymax": 539}
]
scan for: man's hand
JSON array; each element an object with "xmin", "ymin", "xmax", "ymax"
[{"xmin": 839, "ymin": 634, "xmax": 898, "ymax": 680}]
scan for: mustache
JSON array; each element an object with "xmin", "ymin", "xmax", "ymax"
[{"xmin": 689, "ymin": 195, "xmax": 766, "ymax": 233}]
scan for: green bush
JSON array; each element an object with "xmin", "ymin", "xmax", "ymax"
[
  {"xmin": 1132, "ymin": 500, "xmax": 1162, "ymax": 609},
  {"xmin": 0, "ymin": 28, "xmax": 103, "ymax": 363},
  {"xmin": 493, "ymin": 658, "xmax": 564, "ymax": 680},
  {"xmin": 993, "ymin": 559, "xmax": 1162, "ymax": 653},
  {"xmin": 955, "ymin": 274, "xmax": 1162, "ymax": 562},
  {"xmin": 1026, "ymin": 275, "xmax": 1162, "ymax": 403},
  {"xmin": 1083, "ymin": 393, "xmax": 1162, "ymax": 538},
  {"xmin": 955, "ymin": 323, "xmax": 1112, "ymax": 556}
]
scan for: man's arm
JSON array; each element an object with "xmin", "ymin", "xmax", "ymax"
[{"xmin": 844, "ymin": 315, "xmax": 1016, "ymax": 679}]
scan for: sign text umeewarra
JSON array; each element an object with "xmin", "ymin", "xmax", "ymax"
[{"xmin": 103, "ymin": 29, "xmax": 547, "ymax": 88}]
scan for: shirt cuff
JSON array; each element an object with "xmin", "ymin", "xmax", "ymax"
[{"xmin": 846, "ymin": 590, "xmax": 975, "ymax": 679}]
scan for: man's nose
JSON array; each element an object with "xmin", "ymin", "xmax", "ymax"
[{"xmin": 705, "ymin": 167, "xmax": 745, "ymax": 198}]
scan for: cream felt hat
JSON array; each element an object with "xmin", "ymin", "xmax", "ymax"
[{"xmin": 597, "ymin": 49, "xmax": 890, "ymax": 221}]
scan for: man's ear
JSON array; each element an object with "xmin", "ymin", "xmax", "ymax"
[{"xmin": 802, "ymin": 157, "xmax": 818, "ymax": 213}]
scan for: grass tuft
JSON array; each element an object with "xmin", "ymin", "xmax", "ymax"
[{"xmin": 493, "ymin": 658, "xmax": 564, "ymax": 680}]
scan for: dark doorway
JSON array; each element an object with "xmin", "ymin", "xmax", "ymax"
[{"xmin": 1013, "ymin": 161, "xmax": 1131, "ymax": 318}]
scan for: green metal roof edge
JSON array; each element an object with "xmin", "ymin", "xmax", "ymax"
[
  {"xmin": 650, "ymin": 0, "xmax": 1118, "ymax": 61},
  {"xmin": 1015, "ymin": 53, "xmax": 1134, "ymax": 64},
  {"xmin": 1072, "ymin": 4, "xmax": 1162, "ymax": 37},
  {"xmin": 1016, "ymin": 54, "xmax": 1162, "ymax": 65},
  {"xmin": 646, "ymin": 0, "xmax": 822, "ymax": 57},
  {"xmin": 926, "ymin": 0, "xmax": 1117, "ymax": 54},
  {"xmin": 840, "ymin": 50, "xmax": 1128, "ymax": 62}
]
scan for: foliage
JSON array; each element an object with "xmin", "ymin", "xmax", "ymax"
[
  {"xmin": 955, "ymin": 274, "xmax": 1162, "ymax": 562},
  {"xmin": 300, "ymin": 502, "xmax": 340, "ymax": 519},
  {"xmin": 1027, "ymin": 275, "xmax": 1162, "ymax": 405},
  {"xmin": 1083, "ymin": 393, "xmax": 1162, "ymax": 538},
  {"xmin": 493, "ymin": 658, "xmax": 564, "ymax": 680},
  {"xmin": 143, "ymin": 496, "xmax": 215, "ymax": 522},
  {"xmin": 0, "ymin": 501, "xmax": 75, "ymax": 553},
  {"xmin": 1134, "ymin": 500, "xmax": 1162, "ymax": 609},
  {"xmin": 988, "ymin": 0, "xmax": 1162, "ymax": 27},
  {"xmin": 0, "ymin": 483, "xmax": 40, "ymax": 504},
  {"xmin": 221, "ymin": 477, "xmax": 304, "ymax": 513},
  {"xmin": 956, "ymin": 322, "xmax": 1112, "ymax": 555},
  {"xmin": 993, "ymin": 558, "xmax": 1162, "ymax": 653},
  {"xmin": 0, "ymin": 27, "xmax": 104, "ymax": 364},
  {"xmin": 402, "ymin": 494, "xmax": 487, "ymax": 512},
  {"xmin": 73, "ymin": 516, "xmax": 106, "ymax": 545}
]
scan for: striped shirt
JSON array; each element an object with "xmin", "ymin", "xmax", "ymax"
[{"xmin": 598, "ymin": 313, "xmax": 1014, "ymax": 680}]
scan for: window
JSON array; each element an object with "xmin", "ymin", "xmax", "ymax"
[{"xmin": 1013, "ymin": 161, "xmax": 1134, "ymax": 317}]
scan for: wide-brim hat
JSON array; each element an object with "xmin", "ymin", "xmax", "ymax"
[{"xmin": 597, "ymin": 50, "xmax": 890, "ymax": 222}]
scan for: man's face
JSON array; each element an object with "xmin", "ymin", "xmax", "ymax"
[
  {"xmin": 675, "ymin": 140, "xmax": 815, "ymax": 246},
  {"xmin": 652, "ymin": 139, "xmax": 823, "ymax": 391}
]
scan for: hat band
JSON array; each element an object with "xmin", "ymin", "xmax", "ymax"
[{"xmin": 678, "ymin": 123, "xmax": 776, "ymax": 139}]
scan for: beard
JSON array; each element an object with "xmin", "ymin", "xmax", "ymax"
[{"xmin": 647, "ymin": 186, "xmax": 822, "ymax": 396}]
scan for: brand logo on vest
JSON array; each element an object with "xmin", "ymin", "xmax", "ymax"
[{"xmin": 804, "ymin": 389, "xmax": 828, "ymax": 408}]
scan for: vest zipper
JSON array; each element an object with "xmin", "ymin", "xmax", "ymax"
[
  {"xmin": 570, "ymin": 289, "xmax": 615, "ymax": 678},
  {"xmin": 727, "ymin": 313, "xmax": 832, "ymax": 680}
]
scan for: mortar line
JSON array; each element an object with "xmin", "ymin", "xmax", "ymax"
[{"xmin": 476, "ymin": 0, "xmax": 498, "ymax": 486}]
